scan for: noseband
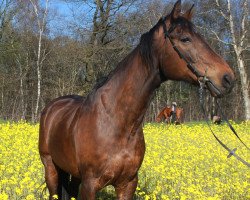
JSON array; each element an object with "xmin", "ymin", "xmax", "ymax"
[{"xmin": 161, "ymin": 18, "xmax": 250, "ymax": 167}]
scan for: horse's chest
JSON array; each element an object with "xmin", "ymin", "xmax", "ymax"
[
  {"xmin": 117, "ymin": 149, "xmax": 142, "ymax": 172},
  {"xmin": 102, "ymin": 137, "xmax": 145, "ymax": 184},
  {"xmin": 76, "ymin": 123, "xmax": 146, "ymax": 185}
]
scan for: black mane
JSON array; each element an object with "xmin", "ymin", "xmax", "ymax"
[
  {"xmin": 138, "ymin": 18, "xmax": 163, "ymax": 69},
  {"xmin": 93, "ymin": 15, "xmax": 196, "ymax": 90},
  {"xmin": 93, "ymin": 19, "xmax": 163, "ymax": 91},
  {"xmin": 139, "ymin": 15, "xmax": 196, "ymax": 69}
]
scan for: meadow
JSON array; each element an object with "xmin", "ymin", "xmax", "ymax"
[{"xmin": 0, "ymin": 121, "xmax": 249, "ymax": 200}]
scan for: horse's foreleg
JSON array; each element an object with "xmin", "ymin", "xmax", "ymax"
[
  {"xmin": 115, "ymin": 174, "xmax": 138, "ymax": 200},
  {"xmin": 166, "ymin": 117, "xmax": 170, "ymax": 124},
  {"xmin": 80, "ymin": 179, "xmax": 97, "ymax": 200},
  {"xmin": 40, "ymin": 154, "xmax": 60, "ymax": 200}
]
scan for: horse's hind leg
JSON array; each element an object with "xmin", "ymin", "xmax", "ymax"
[
  {"xmin": 40, "ymin": 154, "xmax": 60, "ymax": 200},
  {"xmin": 41, "ymin": 156, "xmax": 80, "ymax": 200}
]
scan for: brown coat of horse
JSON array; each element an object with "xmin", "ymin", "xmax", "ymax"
[
  {"xmin": 39, "ymin": 1, "xmax": 235, "ymax": 199},
  {"xmin": 156, "ymin": 106, "xmax": 183, "ymax": 124}
]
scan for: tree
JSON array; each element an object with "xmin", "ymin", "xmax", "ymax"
[
  {"xmin": 0, "ymin": 0, "xmax": 248, "ymax": 122},
  {"xmin": 29, "ymin": 0, "xmax": 50, "ymax": 121},
  {"xmin": 63, "ymin": 0, "xmax": 142, "ymax": 94},
  {"xmin": 213, "ymin": 0, "xmax": 250, "ymax": 120}
]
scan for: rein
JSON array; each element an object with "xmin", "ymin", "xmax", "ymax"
[
  {"xmin": 199, "ymin": 85, "xmax": 250, "ymax": 167},
  {"xmin": 162, "ymin": 19, "xmax": 250, "ymax": 167}
]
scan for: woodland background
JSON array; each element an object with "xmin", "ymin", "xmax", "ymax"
[{"xmin": 0, "ymin": 0, "xmax": 249, "ymax": 122}]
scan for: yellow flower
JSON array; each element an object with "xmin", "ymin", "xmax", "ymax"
[
  {"xmin": 0, "ymin": 121, "xmax": 249, "ymax": 199},
  {"xmin": 52, "ymin": 194, "xmax": 59, "ymax": 199},
  {"xmin": 26, "ymin": 194, "xmax": 35, "ymax": 200},
  {"xmin": 0, "ymin": 193, "xmax": 8, "ymax": 200}
]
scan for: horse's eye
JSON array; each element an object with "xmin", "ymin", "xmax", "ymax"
[{"xmin": 180, "ymin": 37, "xmax": 191, "ymax": 43}]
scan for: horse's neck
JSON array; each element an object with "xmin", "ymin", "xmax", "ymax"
[{"xmin": 97, "ymin": 48, "xmax": 161, "ymax": 125}]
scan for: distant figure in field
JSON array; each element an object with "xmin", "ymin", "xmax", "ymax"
[
  {"xmin": 156, "ymin": 103, "xmax": 183, "ymax": 124},
  {"xmin": 213, "ymin": 115, "xmax": 222, "ymax": 124},
  {"xmin": 171, "ymin": 102, "xmax": 177, "ymax": 123}
]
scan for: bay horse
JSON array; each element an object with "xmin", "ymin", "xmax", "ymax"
[
  {"xmin": 39, "ymin": 1, "xmax": 235, "ymax": 199},
  {"xmin": 156, "ymin": 106, "xmax": 183, "ymax": 124}
]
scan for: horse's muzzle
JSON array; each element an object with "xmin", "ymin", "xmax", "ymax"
[
  {"xmin": 222, "ymin": 73, "xmax": 235, "ymax": 93},
  {"xmin": 206, "ymin": 81, "xmax": 223, "ymax": 97}
]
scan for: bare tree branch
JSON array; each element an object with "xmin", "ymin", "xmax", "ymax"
[
  {"xmin": 240, "ymin": 0, "xmax": 248, "ymax": 48},
  {"xmin": 197, "ymin": 25, "xmax": 233, "ymax": 46},
  {"xmin": 215, "ymin": 0, "xmax": 229, "ymax": 21},
  {"xmin": 210, "ymin": 30, "xmax": 233, "ymax": 45}
]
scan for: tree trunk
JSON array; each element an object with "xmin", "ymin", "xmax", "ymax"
[
  {"xmin": 227, "ymin": 0, "xmax": 250, "ymax": 120},
  {"xmin": 30, "ymin": 0, "xmax": 49, "ymax": 122},
  {"xmin": 215, "ymin": 0, "xmax": 250, "ymax": 120},
  {"xmin": 34, "ymin": 31, "xmax": 42, "ymax": 122},
  {"xmin": 1, "ymin": 78, "xmax": 4, "ymax": 118},
  {"xmin": 236, "ymin": 54, "xmax": 250, "ymax": 120}
]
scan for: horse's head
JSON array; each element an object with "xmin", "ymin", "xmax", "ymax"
[{"xmin": 156, "ymin": 0, "xmax": 235, "ymax": 97}]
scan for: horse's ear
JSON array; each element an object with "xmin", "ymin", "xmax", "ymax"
[
  {"xmin": 171, "ymin": 0, "xmax": 182, "ymax": 20},
  {"xmin": 183, "ymin": 4, "xmax": 194, "ymax": 21}
]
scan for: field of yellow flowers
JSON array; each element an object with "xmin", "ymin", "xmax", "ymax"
[{"xmin": 0, "ymin": 121, "xmax": 249, "ymax": 199}]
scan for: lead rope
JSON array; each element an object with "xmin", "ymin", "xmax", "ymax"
[
  {"xmin": 199, "ymin": 81, "xmax": 250, "ymax": 167},
  {"xmin": 215, "ymin": 99, "xmax": 250, "ymax": 151}
]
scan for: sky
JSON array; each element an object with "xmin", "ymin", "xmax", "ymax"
[
  {"xmin": 49, "ymin": 0, "xmax": 93, "ymax": 18},
  {"xmin": 44, "ymin": 0, "xmax": 174, "ymax": 38},
  {"xmin": 46, "ymin": 0, "xmax": 97, "ymax": 37}
]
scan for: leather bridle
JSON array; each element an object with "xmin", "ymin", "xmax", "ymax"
[
  {"xmin": 162, "ymin": 17, "xmax": 250, "ymax": 167},
  {"xmin": 162, "ymin": 17, "xmax": 206, "ymax": 81}
]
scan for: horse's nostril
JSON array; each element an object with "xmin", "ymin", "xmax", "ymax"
[{"xmin": 222, "ymin": 74, "xmax": 233, "ymax": 89}]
